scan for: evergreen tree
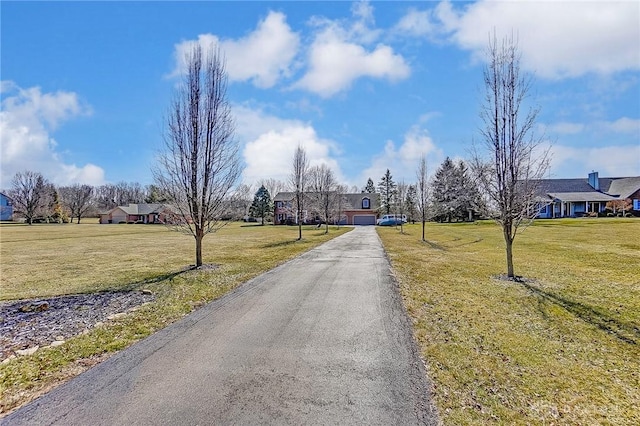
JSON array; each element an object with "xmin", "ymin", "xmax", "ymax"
[
  {"xmin": 363, "ymin": 178, "xmax": 376, "ymax": 193},
  {"xmin": 431, "ymin": 157, "xmax": 462, "ymax": 222},
  {"xmin": 405, "ymin": 184, "xmax": 417, "ymax": 223},
  {"xmin": 431, "ymin": 157, "xmax": 482, "ymax": 222},
  {"xmin": 378, "ymin": 169, "xmax": 396, "ymax": 215},
  {"xmin": 145, "ymin": 184, "xmax": 169, "ymax": 203},
  {"xmin": 249, "ymin": 185, "xmax": 272, "ymax": 225}
]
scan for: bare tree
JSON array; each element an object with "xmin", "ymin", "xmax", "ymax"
[
  {"xmin": 471, "ymin": 34, "xmax": 550, "ymax": 279},
  {"xmin": 154, "ymin": 43, "xmax": 241, "ymax": 267},
  {"xmin": 59, "ymin": 184, "xmax": 94, "ymax": 224},
  {"xmin": 333, "ymin": 184, "xmax": 348, "ymax": 227},
  {"xmin": 396, "ymin": 181, "xmax": 408, "ymax": 234},
  {"xmin": 9, "ymin": 171, "xmax": 50, "ymax": 224},
  {"xmin": 259, "ymin": 178, "xmax": 286, "ymax": 202},
  {"xmin": 95, "ymin": 184, "xmax": 118, "ymax": 210},
  {"xmin": 227, "ymin": 183, "xmax": 254, "ymax": 220},
  {"xmin": 416, "ymin": 156, "xmax": 429, "ymax": 241},
  {"xmin": 308, "ymin": 164, "xmax": 336, "ymax": 234},
  {"xmin": 290, "ymin": 145, "xmax": 308, "ymax": 240}
]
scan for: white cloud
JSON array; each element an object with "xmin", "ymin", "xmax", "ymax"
[
  {"xmin": 295, "ymin": 30, "xmax": 410, "ymax": 97},
  {"xmin": 436, "ymin": 0, "xmax": 640, "ymax": 78},
  {"xmin": 170, "ymin": 11, "xmax": 299, "ymax": 88},
  {"xmin": 597, "ymin": 117, "xmax": 640, "ymax": 134},
  {"xmin": 294, "ymin": 2, "xmax": 410, "ymax": 97},
  {"xmin": 548, "ymin": 144, "xmax": 640, "ymax": 178},
  {"xmin": 545, "ymin": 117, "xmax": 640, "ymax": 136},
  {"xmin": 546, "ymin": 122, "xmax": 585, "ymax": 135},
  {"xmin": 393, "ymin": 8, "xmax": 436, "ymax": 38},
  {"xmin": 0, "ymin": 82, "xmax": 105, "ymax": 188},
  {"xmin": 235, "ymin": 106, "xmax": 343, "ymax": 185},
  {"xmin": 360, "ymin": 126, "xmax": 443, "ymax": 184}
]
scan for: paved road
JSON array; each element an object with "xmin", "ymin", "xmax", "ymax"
[{"xmin": 3, "ymin": 227, "xmax": 438, "ymax": 425}]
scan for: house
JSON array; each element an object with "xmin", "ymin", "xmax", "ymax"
[
  {"xmin": 0, "ymin": 192, "xmax": 13, "ymax": 221},
  {"xmin": 99, "ymin": 203, "xmax": 176, "ymax": 224},
  {"xmin": 273, "ymin": 192, "xmax": 380, "ymax": 225},
  {"xmin": 535, "ymin": 172, "xmax": 640, "ymax": 218}
]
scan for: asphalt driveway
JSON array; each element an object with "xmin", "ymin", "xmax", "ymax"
[{"xmin": 2, "ymin": 226, "xmax": 438, "ymax": 425}]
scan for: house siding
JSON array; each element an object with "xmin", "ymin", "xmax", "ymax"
[{"xmin": 0, "ymin": 193, "xmax": 13, "ymax": 221}]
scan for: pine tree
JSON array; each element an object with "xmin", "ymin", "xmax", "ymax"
[
  {"xmin": 405, "ymin": 184, "xmax": 417, "ymax": 223},
  {"xmin": 249, "ymin": 185, "xmax": 272, "ymax": 225},
  {"xmin": 363, "ymin": 178, "xmax": 376, "ymax": 193},
  {"xmin": 432, "ymin": 157, "xmax": 482, "ymax": 222},
  {"xmin": 378, "ymin": 169, "xmax": 396, "ymax": 215},
  {"xmin": 431, "ymin": 158, "xmax": 458, "ymax": 222}
]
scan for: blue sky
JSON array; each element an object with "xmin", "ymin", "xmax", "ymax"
[{"xmin": 1, "ymin": 1, "xmax": 639, "ymax": 190}]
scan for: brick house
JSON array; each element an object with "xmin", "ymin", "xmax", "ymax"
[
  {"xmin": 273, "ymin": 192, "xmax": 380, "ymax": 225},
  {"xmin": 99, "ymin": 203, "xmax": 178, "ymax": 224}
]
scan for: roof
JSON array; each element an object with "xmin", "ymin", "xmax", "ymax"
[
  {"xmin": 273, "ymin": 192, "xmax": 380, "ymax": 210},
  {"xmin": 535, "ymin": 179, "xmax": 597, "ymax": 194},
  {"xmin": 603, "ymin": 177, "xmax": 640, "ymax": 198},
  {"xmin": 535, "ymin": 175, "xmax": 640, "ymax": 201},
  {"xmin": 547, "ymin": 192, "xmax": 616, "ymax": 202},
  {"xmin": 105, "ymin": 203, "xmax": 170, "ymax": 215},
  {"xmin": 342, "ymin": 193, "xmax": 379, "ymax": 210},
  {"xmin": 273, "ymin": 192, "xmax": 295, "ymax": 201}
]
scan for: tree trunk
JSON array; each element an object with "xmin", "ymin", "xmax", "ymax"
[
  {"xmin": 195, "ymin": 229, "xmax": 203, "ymax": 267},
  {"xmin": 504, "ymin": 229, "xmax": 515, "ymax": 278},
  {"xmin": 422, "ymin": 221, "xmax": 425, "ymax": 242}
]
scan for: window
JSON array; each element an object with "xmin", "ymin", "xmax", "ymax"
[
  {"xmin": 276, "ymin": 201, "xmax": 282, "ymax": 208},
  {"xmin": 362, "ymin": 197, "xmax": 370, "ymax": 209}
]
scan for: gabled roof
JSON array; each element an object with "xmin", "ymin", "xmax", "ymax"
[
  {"xmin": 603, "ymin": 177, "xmax": 640, "ymax": 198},
  {"xmin": 342, "ymin": 193, "xmax": 379, "ymax": 210}
]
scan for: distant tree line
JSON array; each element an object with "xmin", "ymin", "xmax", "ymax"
[{"xmin": 2, "ymin": 171, "xmax": 180, "ymax": 224}]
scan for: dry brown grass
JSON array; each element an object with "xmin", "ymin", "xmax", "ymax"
[{"xmin": 378, "ymin": 218, "xmax": 640, "ymax": 425}]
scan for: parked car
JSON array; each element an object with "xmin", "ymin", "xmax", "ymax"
[{"xmin": 376, "ymin": 214, "xmax": 407, "ymax": 226}]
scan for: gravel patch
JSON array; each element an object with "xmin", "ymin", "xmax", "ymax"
[{"xmin": 0, "ymin": 291, "xmax": 155, "ymax": 361}]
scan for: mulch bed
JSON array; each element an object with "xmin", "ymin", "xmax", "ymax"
[{"xmin": 0, "ymin": 291, "xmax": 155, "ymax": 361}]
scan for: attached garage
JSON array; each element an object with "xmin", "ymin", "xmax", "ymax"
[{"xmin": 352, "ymin": 215, "xmax": 376, "ymax": 225}]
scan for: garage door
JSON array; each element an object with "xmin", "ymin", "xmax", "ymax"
[
  {"xmin": 111, "ymin": 213, "xmax": 127, "ymax": 224},
  {"xmin": 353, "ymin": 215, "xmax": 376, "ymax": 225}
]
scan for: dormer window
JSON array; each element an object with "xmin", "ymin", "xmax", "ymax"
[{"xmin": 362, "ymin": 197, "xmax": 370, "ymax": 209}]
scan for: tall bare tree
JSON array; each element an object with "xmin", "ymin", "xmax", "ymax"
[
  {"xmin": 290, "ymin": 145, "xmax": 308, "ymax": 240},
  {"xmin": 416, "ymin": 156, "xmax": 429, "ymax": 242},
  {"xmin": 308, "ymin": 164, "xmax": 336, "ymax": 234},
  {"xmin": 154, "ymin": 44, "xmax": 241, "ymax": 267},
  {"xmin": 333, "ymin": 184, "xmax": 348, "ymax": 227},
  {"xmin": 9, "ymin": 171, "xmax": 49, "ymax": 225},
  {"xmin": 59, "ymin": 184, "xmax": 94, "ymax": 224},
  {"xmin": 396, "ymin": 180, "xmax": 408, "ymax": 234},
  {"xmin": 471, "ymin": 34, "xmax": 549, "ymax": 279},
  {"xmin": 259, "ymin": 178, "xmax": 286, "ymax": 202}
]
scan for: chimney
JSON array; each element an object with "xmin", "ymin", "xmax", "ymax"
[{"xmin": 588, "ymin": 171, "xmax": 599, "ymax": 190}]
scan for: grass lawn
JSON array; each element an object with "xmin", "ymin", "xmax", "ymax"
[
  {"xmin": 0, "ymin": 221, "xmax": 350, "ymax": 414},
  {"xmin": 378, "ymin": 218, "xmax": 639, "ymax": 425}
]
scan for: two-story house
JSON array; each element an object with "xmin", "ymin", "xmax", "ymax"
[{"xmin": 273, "ymin": 192, "xmax": 380, "ymax": 225}]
